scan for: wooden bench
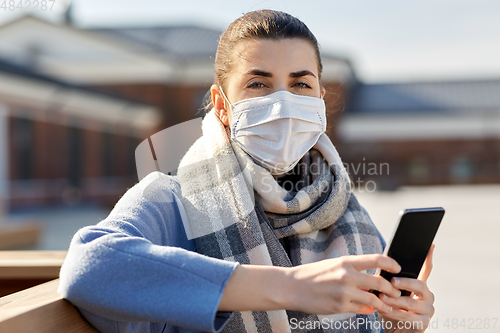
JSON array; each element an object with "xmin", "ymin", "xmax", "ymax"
[
  {"xmin": 0, "ymin": 198, "xmax": 42, "ymax": 250},
  {"xmin": 0, "ymin": 222, "xmax": 42, "ymax": 250},
  {"xmin": 0, "ymin": 278, "xmax": 98, "ymax": 332}
]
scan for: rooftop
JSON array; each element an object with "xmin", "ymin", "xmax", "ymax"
[
  {"xmin": 89, "ymin": 25, "xmax": 221, "ymax": 63},
  {"xmin": 0, "ymin": 57, "xmax": 146, "ymax": 105},
  {"xmin": 347, "ymin": 79, "xmax": 500, "ymax": 114}
]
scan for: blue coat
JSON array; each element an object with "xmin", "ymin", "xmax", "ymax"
[{"xmin": 58, "ymin": 171, "xmax": 385, "ymax": 333}]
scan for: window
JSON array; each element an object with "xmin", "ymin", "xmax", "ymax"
[
  {"xmin": 127, "ymin": 135, "xmax": 140, "ymax": 178},
  {"xmin": 102, "ymin": 131, "xmax": 113, "ymax": 177},
  {"xmin": 15, "ymin": 117, "xmax": 33, "ymax": 180},
  {"xmin": 68, "ymin": 126, "xmax": 82, "ymax": 187},
  {"xmin": 407, "ymin": 157, "xmax": 430, "ymax": 184},
  {"xmin": 450, "ymin": 156, "xmax": 474, "ymax": 183}
]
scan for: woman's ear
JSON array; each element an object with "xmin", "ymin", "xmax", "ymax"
[
  {"xmin": 211, "ymin": 84, "xmax": 230, "ymax": 126},
  {"xmin": 321, "ymin": 86, "xmax": 326, "ymax": 99}
]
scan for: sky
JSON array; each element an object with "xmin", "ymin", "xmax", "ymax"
[{"xmin": 1, "ymin": 0, "xmax": 500, "ymax": 83}]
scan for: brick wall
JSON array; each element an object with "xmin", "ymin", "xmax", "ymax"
[
  {"xmin": 337, "ymin": 139, "xmax": 500, "ymax": 190},
  {"xmin": 7, "ymin": 109, "xmax": 141, "ymax": 208},
  {"xmin": 90, "ymin": 83, "xmax": 209, "ymax": 132}
]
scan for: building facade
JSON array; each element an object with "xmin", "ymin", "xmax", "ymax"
[
  {"xmin": 338, "ymin": 81, "xmax": 500, "ymax": 190},
  {"xmin": 0, "ymin": 59, "xmax": 160, "ymax": 208}
]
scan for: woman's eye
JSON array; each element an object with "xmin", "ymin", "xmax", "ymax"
[
  {"xmin": 294, "ymin": 82, "xmax": 312, "ymax": 89},
  {"xmin": 247, "ymin": 82, "xmax": 266, "ymax": 89}
]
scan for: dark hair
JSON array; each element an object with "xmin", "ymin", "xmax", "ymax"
[{"xmin": 199, "ymin": 10, "xmax": 323, "ymax": 115}]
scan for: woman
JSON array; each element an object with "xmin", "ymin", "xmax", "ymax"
[{"xmin": 59, "ymin": 10, "xmax": 435, "ymax": 333}]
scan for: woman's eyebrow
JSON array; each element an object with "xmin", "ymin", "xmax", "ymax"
[
  {"xmin": 290, "ymin": 70, "xmax": 316, "ymax": 78},
  {"xmin": 246, "ymin": 69, "xmax": 273, "ymax": 77},
  {"xmin": 244, "ymin": 69, "xmax": 316, "ymax": 78}
]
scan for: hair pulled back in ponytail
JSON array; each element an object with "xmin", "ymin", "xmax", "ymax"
[
  {"xmin": 215, "ymin": 10, "xmax": 323, "ymax": 91},
  {"xmin": 198, "ymin": 10, "xmax": 323, "ymax": 115}
]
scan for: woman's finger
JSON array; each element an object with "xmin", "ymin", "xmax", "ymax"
[
  {"xmin": 348, "ymin": 288, "xmax": 394, "ymax": 314},
  {"xmin": 418, "ymin": 243, "xmax": 435, "ymax": 282},
  {"xmin": 354, "ymin": 273, "xmax": 401, "ymax": 298},
  {"xmin": 392, "ymin": 277, "xmax": 434, "ymax": 302},
  {"xmin": 379, "ymin": 293, "xmax": 435, "ymax": 318},
  {"xmin": 347, "ymin": 254, "xmax": 401, "ymax": 274},
  {"xmin": 343, "ymin": 302, "xmax": 376, "ymax": 315}
]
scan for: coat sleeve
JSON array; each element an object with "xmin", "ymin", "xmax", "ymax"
[{"xmin": 58, "ymin": 172, "xmax": 238, "ymax": 333}]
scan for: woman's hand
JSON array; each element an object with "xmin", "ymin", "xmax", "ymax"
[
  {"xmin": 285, "ymin": 254, "xmax": 403, "ymax": 315},
  {"xmin": 378, "ymin": 244, "xmax": 436, "ymax": 333},
  {"xmin": 218, "ymin": 254, "xmax": 402, "ymax": 315}
]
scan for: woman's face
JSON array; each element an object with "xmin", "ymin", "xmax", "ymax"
[{"xmin": 212, "ymin": 38, "xmax": 325, "ymax": 126}]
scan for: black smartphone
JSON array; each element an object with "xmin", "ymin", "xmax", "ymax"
[{"xmin": 372, "ymin": 207, "xmax": 445, "ymax": 297}]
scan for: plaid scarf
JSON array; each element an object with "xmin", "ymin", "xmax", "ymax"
[{"xmin": 177, "ymin": 109, "xmax": 384, "ymax": 333}]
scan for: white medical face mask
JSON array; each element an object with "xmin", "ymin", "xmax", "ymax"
[{"xmin": 220, "ymin": 88, "xmax": 327, "ymax": 175}]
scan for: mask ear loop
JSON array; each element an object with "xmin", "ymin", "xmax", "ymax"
[
  {"xmin": 218, "ymin": 86, "xmax": 236, "ymax": 140},
  {"xmin": 218, "ymin": 86, "xmax": 232, "ymax": 112}
]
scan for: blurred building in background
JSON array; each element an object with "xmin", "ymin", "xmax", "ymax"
[
  {"xmin": 338, "ymin": 80, "xmax": 500, "ymax": 190},
  {"xmin": 0, "ymin": 58, "xmax": 160, "ymax": 209},
  {"xmin": 0, "ymin": 13, "xmax": 498, "ymax": 211}
]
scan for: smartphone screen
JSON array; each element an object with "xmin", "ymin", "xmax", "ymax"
[{"xmin": 373, "ymin": 207, "xmax": 445, "ymax": 296}]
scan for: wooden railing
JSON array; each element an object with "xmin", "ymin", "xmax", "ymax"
[
  {"xmin": 0, "ymin": 279, "xmax": 98, "ymax": 332},
  {"xmin": 0, "ymin": 251, "xmax": 98, "ymax": 332},
  {"xmin": 0, "ymin": 251, "xmax": 67, "ymax": 297}
]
